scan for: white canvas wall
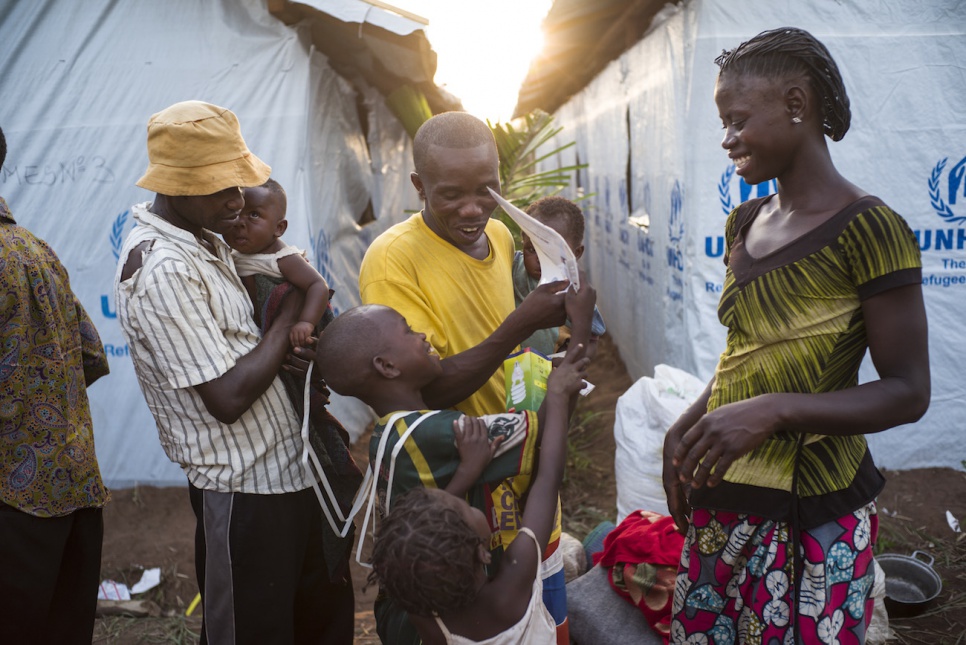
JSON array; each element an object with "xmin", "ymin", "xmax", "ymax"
[
  {"xmin": 0, "ymin": 0, "xmax": 419, "ymax": 486},
  {"xmin": 542, "ymin": 0, "xmax": 966, "ymax": 469}
]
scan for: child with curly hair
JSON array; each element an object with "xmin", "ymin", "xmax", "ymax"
[
  {"xmin": 316, "ymin": 275, "xmax": 596, "ymax": 644},
  {"xmin": 368, "ymin": 345, "xmax": 590, "ymax": 644},
  {"xmin": 513, "ymin": 195, "xmax": 606, "ymax": 358}
]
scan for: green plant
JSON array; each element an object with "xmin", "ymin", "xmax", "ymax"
[
  {"xmin": 491, "ymin": 110, "xmax": 583, "ymax": 206},
  {"xmin": 386, "ymin": 85, "xmax": 434, "ymax": 140},
  {"xmin": 489, "ymin": 110, "xmax": 587, "ymax": 245}
]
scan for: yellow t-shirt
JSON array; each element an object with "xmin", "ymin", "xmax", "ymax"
[{"xmin": 359, "ymin": 213, "xmax": 516, "ymax": 417}]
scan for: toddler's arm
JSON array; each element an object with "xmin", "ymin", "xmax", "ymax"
[
  {"xmin": 489, "ymin": 347, "xmax": 589, "ymax": 602},
  {"xmin": 525, "ymin": 347, "xmax": 589, "ymax": 546},
  {"xmin": 535, "ymin": 276, "xmax": 596, "ymax": 431},
  {"xmin": 564, "ymin": 272, "xmax": 596, "ymax": 354},
  {"xmin": 277, "ymin": 252, "xmax": 331, "ymax": 347}
]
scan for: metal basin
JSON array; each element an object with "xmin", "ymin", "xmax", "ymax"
[{"xmin": 877, "ymin": 550, "xmax": 943, "ymax": 618}]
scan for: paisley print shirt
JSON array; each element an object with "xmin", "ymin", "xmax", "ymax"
[{"xmin": 0, "ymin": 197, "xmax": 110, "ymax": 517}]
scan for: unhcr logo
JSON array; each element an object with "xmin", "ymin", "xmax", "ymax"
[
  {"xmin": 102, "ymin": 210, "xmax": 135, "ymax": 319},
  {"xmin": 706, "ymin": 165, "xmax": 776, "ymax": 257},
  {"xmin": 717, "ymin": 164, "xmax": 776, "ymax": 216},
  {"xmin": 929, "ymin": 156, "xmax": 966, "ymax": 225},
  {"xmin": 916, "ymin": 155, "xmax": 966, "ymax": 253},
  {"xmin": 313, "ymin": 227, "xmax": 341, "ymax": 316},
  {"xmin": 666, "ymin": 181, "xmax": 685, "ymax": 301}
]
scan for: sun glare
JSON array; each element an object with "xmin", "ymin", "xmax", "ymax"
[{"xmin": 390, "ymin": 0, "xmax": 552, "ymax": 123}]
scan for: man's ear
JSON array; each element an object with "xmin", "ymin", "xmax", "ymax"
[
  {"xmin": 275, "ymin": 218, "xmax": 288, "ymax": 237},
  {"xmin": 572, "ymin": 244, "xmax": 585, "ymax": 260},
  {"xmin": 373, "ymin": 354, "xmax": 400, "ymax": 379},
  {"xmin": 411, "ymin": 172, "xmax": 425, "ymax": 201}
]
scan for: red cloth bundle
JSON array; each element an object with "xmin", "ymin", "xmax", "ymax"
[{"xmin": 593, "ymin": 511, "xmax": 686, "ymax": 643}]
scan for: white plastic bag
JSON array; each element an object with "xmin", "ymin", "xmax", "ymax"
[
  {"xmin": 867, "ymin": 557, "xmax": 893, "ymax": 644},
  {"xmin": 614, "ymin": 364, "xmax": 705, "ymax": 522}
]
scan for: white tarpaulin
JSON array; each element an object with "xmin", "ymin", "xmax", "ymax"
[
  {"xmin": 0, "ymin": 0, "xmax": 420, "ymax": 486},
  {"xmin": 540, "ymin": 0, "xmax": 966, "ymax": 469}
]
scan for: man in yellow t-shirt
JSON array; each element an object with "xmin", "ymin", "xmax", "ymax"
[
  {"xmin": 359, "ymin": 112, "xmax": 570, "ymax": 644},
  {"xmin": 360, "ymin": 112, "xmax": 566, "ymax": 417}
]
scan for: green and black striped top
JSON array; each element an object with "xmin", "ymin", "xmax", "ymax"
[{"xmin": 691, "ymin": 195, "xmax": 922, "ymax": 528}]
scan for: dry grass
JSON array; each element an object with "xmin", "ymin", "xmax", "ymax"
[
  {"xmin": 877, "ymin": 516, "xmax": 966, "ymax": 644},
  {"xmin": 92, "ymin": 615, "xmax": 201, "ymax": 644},
  {"xmin": 561, "ymin": 407, "xmax": 618, "ymax": 539}
]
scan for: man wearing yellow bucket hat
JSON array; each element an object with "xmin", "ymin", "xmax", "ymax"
[{"xmin": 114, "ymin": 101, "xmax": 353, "ymax": 644}]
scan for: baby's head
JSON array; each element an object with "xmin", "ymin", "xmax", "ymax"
[
  {"xmin": 370, "ymin": 487, "xmax": 491, "ymax": 617},
  {"xmin": 222, "ymin": 178, "xmax": 288, "ymax": 254},
  {"xmin": 522, "ymin": 196, "xmax": 585, "ymax": 281},
  {"xmin": 316, "ymin": 304, "xmax": 441, "ymax": 400}
]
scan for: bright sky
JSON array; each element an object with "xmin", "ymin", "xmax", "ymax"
[{"xmin": 390, "ymin": 0, "xmax": 553, "ymax": 123}]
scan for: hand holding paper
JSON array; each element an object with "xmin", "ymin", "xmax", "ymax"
[{"xmin": 487, "ymin": 187, "xmax": 580, "ymax": 290}]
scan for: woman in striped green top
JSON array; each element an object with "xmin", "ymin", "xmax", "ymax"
[{"xmin": 663, "ymin": 27, "xmax": 930, "ymax": 644}]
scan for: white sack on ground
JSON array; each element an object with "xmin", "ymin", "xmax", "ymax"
[{"xmin": 614, "ymin": 364, "xmax": 705, "ymax": 522}]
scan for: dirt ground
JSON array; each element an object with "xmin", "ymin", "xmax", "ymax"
[{"xmin": 95, "ymin": 335, "xmax": 966, "ymax": 643}]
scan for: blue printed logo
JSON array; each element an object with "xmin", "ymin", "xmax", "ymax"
[
  {"xmin": 666, "ymin": 181, "xmax": 685, "ymax": 301},
  {"xmin": 313, "ymin": 227, "xmax": 341, "ymax": 316},
  {"xmin": 929, "ymin": 156, "xmax": 966, "ymax": 226},
  {"xmin": 110, "ymin": 210, "xmax": 133, "ymax": 259},
  {"xmin": 102, "ymin": 210, "xmax": 136, "ymax": 319},
  {"xmin": 668, "ymin": 180, "xmax": 684, "ymax": 243},
  {"xmin": 718, "ymin": 164, "xmax": 776, "ymax": 215},
  {"xmin": 706, "ymin": 165, "xmax": 777, "ymax": 260}
]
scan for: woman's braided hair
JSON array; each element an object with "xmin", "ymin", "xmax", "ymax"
[
  {"xmin": 369, "ymin": 487, "xmax": 484, "ymax": 617},
  {"xmin": 715, "ymin": 27, "xmax": 851, "ymax": 141}
]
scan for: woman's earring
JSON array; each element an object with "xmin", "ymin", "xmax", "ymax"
[{"xmin": 792, "ymin": 117, "xmax": 803, "ymax": 124}]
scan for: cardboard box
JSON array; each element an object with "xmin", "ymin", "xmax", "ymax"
[{"xmin": 504, "ymin": 348, "xmax": 552, "ymax": 412}]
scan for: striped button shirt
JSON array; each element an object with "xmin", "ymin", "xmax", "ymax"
[{"xmin": 114, "ymin": 203, "xmax": 313, "ymax": 494}]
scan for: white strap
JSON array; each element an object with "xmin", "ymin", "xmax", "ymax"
[
  {"xmin": 384, "ymin": 410, "xmax": 445, "ymax": 511},
  {"xmin": 300, "ymin": 362, "xmax": 369, "ymax": 539},
  {"xmin": 354, "ymin": 410, "xmax": 440, "ymax": 568}
]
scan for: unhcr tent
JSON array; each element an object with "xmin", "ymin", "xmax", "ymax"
[
  {"xmin": 0, "ymin": 0, "xmax": 445, "ymax": 486},
  {"xmin": 525, "ymin": 0, "xmax": 966, "ymax": 469}
]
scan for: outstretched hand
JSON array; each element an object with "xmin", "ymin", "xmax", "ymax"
[
  {"xmin": 564, "ymin": 271, "xmax": 596, "ymax": 328},
  {"xmin": 515, "ymin": 280, "xmax": 569, "ymax": 333},
  {"xmin": 547, "ymin": 343, "xmax": 590, "ymax": 397}
]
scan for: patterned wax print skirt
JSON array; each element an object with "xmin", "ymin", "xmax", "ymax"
[{"xmin": 670, "ymin": 503, "xmax": 878, "ymax": 644}]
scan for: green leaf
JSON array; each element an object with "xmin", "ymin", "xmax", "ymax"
[{"xmin": 489, "ymin": 110, "xmax": 586, "ymax": 231}]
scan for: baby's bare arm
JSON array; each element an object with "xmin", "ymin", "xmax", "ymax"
[{"xmin": 277, "ymin": 253, "xmax": 331, "ymax": 328}]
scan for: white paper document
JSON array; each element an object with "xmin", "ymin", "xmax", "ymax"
[{"xmin": 488, "ymin": 188, "xmax": 580, "ymax": 290}]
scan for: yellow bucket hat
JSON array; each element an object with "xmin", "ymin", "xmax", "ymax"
[{"xmin": 137, "ymin": 101, "xmax": 271, "ymax": 196}]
